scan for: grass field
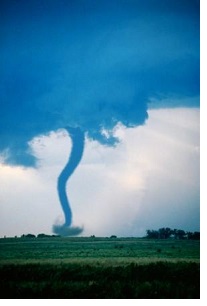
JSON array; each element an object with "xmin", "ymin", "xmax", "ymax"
[{"xmin": 0, "ymin": 236, "xmax": 200, "ymax": 298}]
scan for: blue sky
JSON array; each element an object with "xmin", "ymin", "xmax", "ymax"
[{"xmin": 0, "ymin": 0, "xmax": 200, "ymax": 237}]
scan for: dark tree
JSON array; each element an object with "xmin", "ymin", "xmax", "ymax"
[
  {"xmin": 37, "ymin": 233, "xmax": 51, "ymax": 238},
  {"xmin": 146, "ymin": 230, "xmax": 159, "ymax": 239},
  {"xmin": 173, "ymin": 229, "xmax": 186, "ymax": 239},
  {"xmin": 158, "ymin": 228, "xmax": 173, "ymax": 239},
  {"xmin": 22, "ymin": 234, "xmax": 36, "ymax": 238},
  {"xmin": 187, "ymin": 231, "xmax": 200, "ymax": 240},
  {"xmin": 145, "ymin": 228, "xmax": 197, "ymax": 240}
]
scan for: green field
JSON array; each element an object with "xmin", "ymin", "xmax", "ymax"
[{"xmin": 0, "ymin": 237, "xmax": 200, "ymax": 298}]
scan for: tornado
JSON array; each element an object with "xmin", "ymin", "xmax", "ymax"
[{"xmin": 53, "ymin": 127, "xmax": 84, "ymax": 236}]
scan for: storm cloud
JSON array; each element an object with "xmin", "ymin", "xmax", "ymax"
[{"xmin": 0, "ymin": 0, "xmax": 199, "ymax": 166}]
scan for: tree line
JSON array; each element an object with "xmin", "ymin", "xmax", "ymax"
[
  {"xmin": 21, "ymin": 233, "xmax": 59, "ymax": 238},
  {"xmin": 146, "ymin": 228, "xmax": 200, "ymax": 240},
  {"xmin": 3, "ymin": 229, "xmax": 200, "ymax": 240}
]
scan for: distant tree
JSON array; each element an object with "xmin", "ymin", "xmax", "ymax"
[
  {"xmin": 110, "ymin": 235, "xmax": 117, "ymax": 239},
  {"xmin": 173, "ymin": 229, "xmax": 186, "ymax": 239},
  {"xmin": 192, "ymin": 231, "xmax": 200, "ymax": 240},
  {"xmin": 187, "ymin": 231, "xmax": 200, "ymax": 240},
  {"xmin": 145, "ymin": 228, "xmax": 199, "ymax": 240},
  {"xmin": 158, "ymin": 228, "xmax": 173, "ymax": 239},
  {"xmin": 146, "ymin": 230, "xmax": 159, "ymax": 239},
  {"xmin": 22, "ymin": 234, "xmax": 36, "ymax": 238},
  {"xmin": 37, "ymin": 233, "xmax": 51, "ymax": 238},
  {"xmin": 146, "ymin": 228, "xmax": 193, "ymax": 239}
]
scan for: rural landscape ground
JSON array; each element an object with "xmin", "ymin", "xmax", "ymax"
[{"xmin": 0, "ymin": 236, "xmax": 200, "ymax": 299}]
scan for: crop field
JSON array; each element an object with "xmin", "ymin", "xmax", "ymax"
[{"xmin": 0, "ymin": 237, "xmax": 200, "ymax": 298}]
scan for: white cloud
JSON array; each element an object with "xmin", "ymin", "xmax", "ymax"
[{"xmin": 0, "ymin": 108, "xmax": 199, "ymax": 237}]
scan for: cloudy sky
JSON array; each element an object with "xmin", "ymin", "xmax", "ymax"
[{"xmin": 0, "ymin": 0, "xmax": 200, "ymax": 237}]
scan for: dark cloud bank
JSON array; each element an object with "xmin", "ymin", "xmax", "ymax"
[{"xmin": 0, "ymin": 0, "xmax": 199, "ymax": 235}]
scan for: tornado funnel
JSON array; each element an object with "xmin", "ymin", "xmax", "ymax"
[{"xmin": 53, "ymin": 127, "xmax": 84, "ymax": 236}]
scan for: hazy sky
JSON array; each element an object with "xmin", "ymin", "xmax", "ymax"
[{"xmin": 0, "ymin": 0, "xmax": 200, "ymax": 237}]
